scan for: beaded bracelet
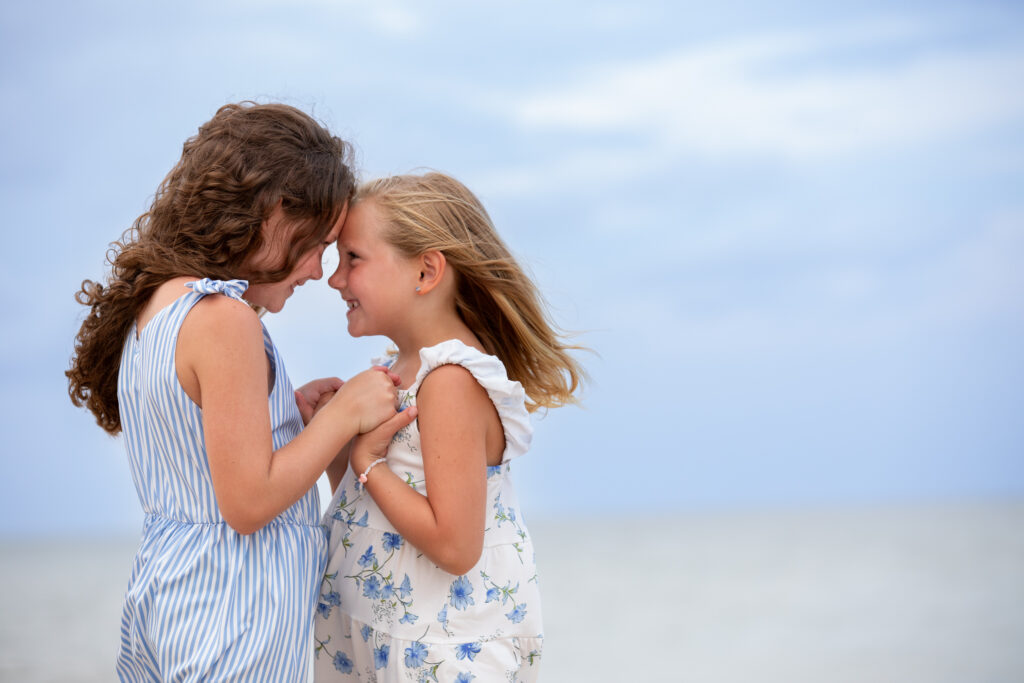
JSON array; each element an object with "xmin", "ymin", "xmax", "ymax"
[{"xmin": 358, "ymin": 457, "xmax": 387, "ymax": 484}]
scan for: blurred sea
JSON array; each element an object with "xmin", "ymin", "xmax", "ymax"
[{"xmin": 2, "ymin": 500, "xmax": 1022, "ymax": 682}]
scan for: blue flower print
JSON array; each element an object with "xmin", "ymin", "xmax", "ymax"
[
  {"xmin": 437, "ymin": 604, "xmax": 451, "ymax": 636},
  {"xmin": 382, "ymin": 532, "xmax": 403, "ymax": 552},
  {"xmin": 380, "ymin": 581, "xmax": 395, "ymax": 600},
  {"xmin": 506, "ymin": 604, "xmax": 527, "ymax": 623},
  {"xmin": 358, "ymin": 546, "xmax": 377, "ymax": 568},
  {"xmin": 455, "ymin": 673, "xmax": 476, "ymax": 683},
  {"xmin": 360, "ymin": 625, "xmax": 373, "ymax": 642},
  {"xmin": 485, "ymin": 587, "xmax": 500, "ymax": 603},
  {"xmin": 399, "ymin": 611, "xmax": 419, "ymax": 625},
  {"xmin": 354, "ymin": 511, "xmax": 369, "ymax": 527},
  {"xmin": 318, "ymin": 572, "xmax": 342, "ymax": 619},
  {"xmin": 373, "ymin": 644, "xmax": 390, "ymax": 670},
  {"xmin": 449, "ymin": 575, "xmax": 475, "ymax": 611},
  {"xmin": 333, "ymin": 651, "xmax": 353, "ymax": 673},
  {"xmin": 362, "ymin": 575, "xmax": 382, "ymax": 599},
  {"xmin": 397, "ymin": 574, "xmax": 412, "ymax": 599},
  {"xmin": 404, "ymin": 641, "xmax": 428, "ymax": 668},
  {"xmin": 455, "ymin": 642, "xmax": 481, "ymax": 661}
]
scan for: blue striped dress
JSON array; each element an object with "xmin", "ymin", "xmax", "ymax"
[{"xmin": 115, "ymin": 278, "xmax": 327, "ymax": 682}]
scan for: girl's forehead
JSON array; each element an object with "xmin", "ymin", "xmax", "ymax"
[
  {"xmin": 325, "ymin": 218, "xmax": 344, "ymax": 244},
  {"xmin": 341, "ymin": 201, "xmax": 384, "ymax": 242}
]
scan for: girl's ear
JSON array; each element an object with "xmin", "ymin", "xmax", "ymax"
[{"xmin": 416, "ymin": 250, "xmax": 447, "ymax": 295}]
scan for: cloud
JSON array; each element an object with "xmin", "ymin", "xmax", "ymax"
[
  {"xmin": 365, "ymin": 5, "xmax": 421, "ymax": 36},
  {"xmin": 481, "ymin": 21, "xmax": 1024, "ymax": 192},
  {"xmin": 599, "ymin": 208, "xmax": 1024, "ymax": 358}
]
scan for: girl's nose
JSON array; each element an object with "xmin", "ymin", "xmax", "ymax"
[{"xmin": 328, "ymin": 265, "xmax": 345, "ymax": 290}]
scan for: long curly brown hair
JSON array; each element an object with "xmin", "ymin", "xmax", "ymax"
[
  {"xmin": 358, "ymin": 172, "xmax": 587, "ymax": 412},
  {"xmin": 67, "ymin": 101, "xmax": 356, "ymax": 435}
]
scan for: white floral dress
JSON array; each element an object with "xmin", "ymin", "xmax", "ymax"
[{"xmin": 314, "ymin": 340, "xmax": 543, "ymax": 682}]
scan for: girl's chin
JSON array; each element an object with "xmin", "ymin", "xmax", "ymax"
[
  {"xmin": 346, "ymin": 321, "xmax": 383, "ymax": 339},
  {"xmin": 262, "ymin": 299, "xmax": 286, "ymax": 313}
]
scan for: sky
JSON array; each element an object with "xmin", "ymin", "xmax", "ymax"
[{"xmin": 1, "ymin": 0, "xmax": 1022, "ymax": 537}]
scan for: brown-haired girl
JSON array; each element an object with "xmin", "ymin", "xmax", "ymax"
[
  {"xmin": 313, "ymin": 172, "xmax": 585, "ymax": 681},
  {"xmin": 66, "ymin": 102, "xmax": 414, "ymax": 681}
]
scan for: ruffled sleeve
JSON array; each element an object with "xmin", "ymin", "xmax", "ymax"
[
  {"xmin": 185, "ymin": 278, "xmax": 248, "ymax": 301},
  {"xmin": 411, "ymin": 339, "xmax": 533, "ymax": 462}
]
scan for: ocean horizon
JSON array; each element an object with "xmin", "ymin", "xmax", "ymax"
[{"xmin": 2, "ymin": 500, "xmax": 1021, "ymax": 682}]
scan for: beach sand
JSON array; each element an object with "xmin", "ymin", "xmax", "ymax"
[{"xmin": 2, "ymin": 501, "xmax": 1021, "ymax": 682}]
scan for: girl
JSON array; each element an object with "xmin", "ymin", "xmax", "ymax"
[
  {"xmin": 313, "ymin": 172, "xmax": 585, "ymax": 681},
  {"xmin": 66, "ymin": 102, "xmax": 414, "ymax": 681}
]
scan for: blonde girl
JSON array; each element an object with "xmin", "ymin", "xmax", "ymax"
[
  {"xmin": 66, "ymin": 102, "xmax": 413, "ymax": 681},
  {"xmin": 313, "ymin": 171, "xmax": 584, "ymax": 681}
]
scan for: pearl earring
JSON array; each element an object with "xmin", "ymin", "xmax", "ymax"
[{"xmin": 415, "ymin": 286, "xmax": 421, "ymax": 293}]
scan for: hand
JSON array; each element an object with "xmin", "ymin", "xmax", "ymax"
[
  {"xmin": 350, "ymin": 406, "xmax": 419, "ymax": 475},
  {"xmin": 373, "ymin": 365, "xmax": 402, "ymax": 388},
  {"xmin": 323, "ymin": 367, "xmax": 401, "ymax": 433},
  {"xmin": 294, "ymin": 376, "xmax": 344, "ymax": 425},
  {"xmin": 312, "ymin": 389, "xmax": 336, "ymax": 414}
]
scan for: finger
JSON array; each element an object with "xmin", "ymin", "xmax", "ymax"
[
  {"xmin": 379, "ymin": 405, "xmax": 418, "ymax": 437},
  {"xmin": 295, "ymin": 383, "xmax": 317, "ymax": 406},
  {"xmin": 294, "ymin": 390, "xmax": 314, "ymax": 425},
  {"xmin": 310, "ymin": 376, "xmax": 344, "ymax": 400},
  {"xmin": 370, "ymin": 366, "xmax": 401, "ymax": 386},
  {"xmin": 312, "ymin": 376, "xmax": 344, "ymax": 394}
]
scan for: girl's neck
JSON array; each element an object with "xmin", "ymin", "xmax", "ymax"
[{"xmin": 388, "ymin": 317, "xmax": 483, "ymax": 390}]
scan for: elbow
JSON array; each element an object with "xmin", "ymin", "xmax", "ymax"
[
  {"xmin": 227, "ymin": 520, "xmax": 263, "ymax": 536},
  {"xmin": 436, "ymin": 540, "xmax": 484, "ymax": 577},
  {"xmin": 212, "ymin": 476, "xmax": 271, "ymax": 534},
  {"xmin": 221, "ymin": 508, "xmax": 270, "ymax": 536}
]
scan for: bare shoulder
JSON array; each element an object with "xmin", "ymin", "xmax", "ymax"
[
  {"xmin": 174, "ymin": 290, "xmax": 267, "ymax": 403},
  {"xmin": 180, "ymin": 293, "xmax": 263, "ymax": 353},
  {"xmin": 418, "ymin": 364, "xmax": 491, "ymax": 412},
  {"xmin": 417, "ymin": 362, "xmax": 503, "ymax": 465}
]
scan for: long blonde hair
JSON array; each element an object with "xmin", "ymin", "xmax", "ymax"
[{"xmin": 358, "ymin": 172, "xmax": 586, "ymax": 412}]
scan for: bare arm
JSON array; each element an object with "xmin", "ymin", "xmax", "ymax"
[
  {"xmin": 351, "ymin": 364, "xmax": 500, "ymax": 575},
  {"xmin": 326, "ymin": 440, "xmax": 353, "ymax": 493},
  {"xmin": 179, "ymin": 295, "xmax": 399, "ymax": 534}
]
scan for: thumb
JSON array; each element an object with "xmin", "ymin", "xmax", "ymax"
[{"xmin": 382, "ymin": 405, "xmax": 418, "ymax": 438}]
